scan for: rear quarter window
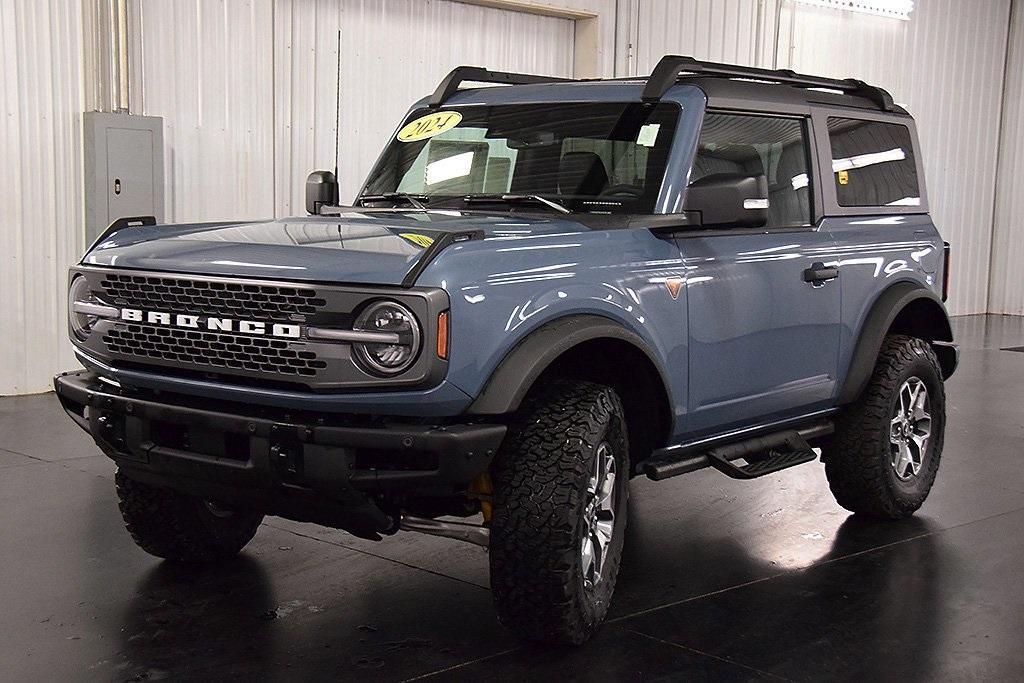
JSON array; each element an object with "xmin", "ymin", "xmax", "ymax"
[{"xmin": 826, "ymin": 117, "xmax": 920, "ymax": 208}]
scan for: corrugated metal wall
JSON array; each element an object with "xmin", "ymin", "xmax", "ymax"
[
  {"xmin": 129, "ymin": 0, "xmax": 276, "ymax": 223},
  {"xmin": 278, "ymin": 0, "xmax": 575, "ymax": 208},
  {"xmin": 779, "ymin": 0, "xmax": 1012, "ymax": 316},
  {"xmin": 129, "ymin": 0, "xmax": 574, "ymax": 221},
  {"xmin": 0, "ymin": 0, "xmax": 84, "ymax": 395},
  {"xmin": 272, "ymin": 0, "xmax": 343, "ymax": 218},
  {"xmin": 632, "ymin": 0, "xmax": 778, "ymax": 69},
  {"xmin": 989, "ymin": 0, "xmax": 1024, "ymax": 316}
]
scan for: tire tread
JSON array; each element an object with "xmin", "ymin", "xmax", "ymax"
[
  {"xmin": 489, "ymin": 379, "xmax": 628, "ymax": 645},
  {"xmin": 116, "ymin": 470, "xmax": 263, "ymax": 563},
  {"xmin": 824, "ymin": 334, "xmax": 945, "ymax": 519}
]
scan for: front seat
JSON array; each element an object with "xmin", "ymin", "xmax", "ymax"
[
  {"xmin": 691, "ymin": 143, "xmax": 765, "ymax": 182},
  {"xmin": 768, "ymin": 141, "xmax": 810, "ymax": 226},
  {"xmin": 559, "ymin": 152, "xmax": 609, "ymax": 195}
]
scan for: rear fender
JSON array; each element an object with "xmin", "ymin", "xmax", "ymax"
[{"xmin": 839, "ymin": 282, "xmax": 955, "ymax": 404}]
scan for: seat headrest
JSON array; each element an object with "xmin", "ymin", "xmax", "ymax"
[
  {"xmin": 770, "ymin": 141, "xmax": 806, "ymax": 191},
  {"xmin": 711, "ymin": 144, "xmax": 765, "ymax": 176},
  {"xmin": 691, "ymin": 144, "xmax": 766, "ymax": 184},
  {"xmin": 559, "ymin": 152, "xmax": 609, "ymax": 195}
]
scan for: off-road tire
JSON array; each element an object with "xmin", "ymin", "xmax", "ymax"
[
  {"xmin": 489, "ymin": 380, "xmax": 629, "ymax": 645},
  {"xmin": 115, "ymin": 470, "xmax": 263, "ymax": 563},
  {"xmin": 824, "ymin": 334, "xmax": 945, "ymax": 519}
]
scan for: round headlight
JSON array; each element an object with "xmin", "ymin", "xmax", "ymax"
[
  {"xmin": 68, "ymin": 276, "xmax": 98, "ymax": 341},
  {"xmin": 352, "ymin": 301, "xmax": 421, "ymax": 375}
]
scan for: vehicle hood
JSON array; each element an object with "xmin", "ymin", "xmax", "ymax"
[{"xmin": 83, "ymin": 210, "xmax": 593, "ymax": 285}]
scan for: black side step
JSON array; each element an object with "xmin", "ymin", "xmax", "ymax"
[{"xmin": 644, "ymin": 422, "xmax": 833, "ymax": 481}]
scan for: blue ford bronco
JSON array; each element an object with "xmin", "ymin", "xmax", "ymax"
[{"xmin": 57, "ymin": 56, "xmax": 957, "ymax": 644}]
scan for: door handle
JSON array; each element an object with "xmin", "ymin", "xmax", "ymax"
[{"xmin": 803, "ymin": 262, "xmax": 839, "ymax": 283}]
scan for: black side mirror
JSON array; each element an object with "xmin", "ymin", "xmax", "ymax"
[
  {"xmin": 305, "ymin": 171, "xmax": 339, "ymax": 215},
  {"xmin": 683, "ymin": 173, "xmax": 769, "ymax": 228}
]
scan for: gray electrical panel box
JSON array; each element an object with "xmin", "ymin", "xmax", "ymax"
[{"xmin": 84, "ymin": 112, "xmax": 165, "ymax": 244}]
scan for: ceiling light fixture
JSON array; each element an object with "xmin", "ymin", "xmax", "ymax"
[{"xmin": 792, "ymin": 0, "xmax": 914, "ymax": 21}]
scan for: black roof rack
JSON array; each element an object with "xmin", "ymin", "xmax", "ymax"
[
  {"xmin": 426, "ymin": 57, "xmax": 897, "ymax": 112},
  {"xmin": 428, "ymin": 66, "xmax": 572, "ymax": 108},
  {"xmin": 641, "ymin": 55, "xmax": 896, "ymax": 112}
]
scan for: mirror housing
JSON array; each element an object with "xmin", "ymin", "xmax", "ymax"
[
  {"xmin": 683, "ymin": 173, "xmax": 769, "ymax": 228},
  {"xmin": 305, "ymin": 170, "xmax": 339, "ymax": 215}
]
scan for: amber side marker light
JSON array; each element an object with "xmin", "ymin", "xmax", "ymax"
[{"xmin": 437, "ymin": 311, "xmax": 449, "ymax": 359}]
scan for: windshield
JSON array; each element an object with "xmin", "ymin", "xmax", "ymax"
[{"xmin": 361, "ymin": 102, "xmax": 680, "ymax": 214}]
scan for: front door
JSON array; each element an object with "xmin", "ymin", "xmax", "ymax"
[{"xmin": 680, "ymin": 112, "xmax": 841, "ymax": 436}]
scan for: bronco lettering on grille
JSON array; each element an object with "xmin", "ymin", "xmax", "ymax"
[{"xmin": 119, "ymin": 308, "xmax": 301, "ymax": 339}]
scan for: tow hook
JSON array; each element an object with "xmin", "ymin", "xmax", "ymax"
[{"xmin": 400, "ymin": 516, "xmax": 490, "ymax": 547}]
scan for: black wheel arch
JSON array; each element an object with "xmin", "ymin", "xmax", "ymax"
[
  {"xmin": 466, "ymin": 314, "xmax": 674, "ymax": 462},
  {"xmin": 839, "ymin": 281, "xmax": 956, "ymax": 405}
]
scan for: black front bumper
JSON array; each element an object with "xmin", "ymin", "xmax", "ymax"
[{"xmin": 55, "ymin": 370, "xmax": 505, "ymax": 539}]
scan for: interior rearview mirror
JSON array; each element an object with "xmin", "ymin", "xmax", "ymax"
[
  {"xmin": 683, "ymin": 173, "xmax": 769, "ymax": 228},
  {"xmin": 504, "ymin": 131, "xmax": 558, "ymax": 149},
  {"xmin": 305, "ymin": 170, "xmax": 339, "ymax": 215}
]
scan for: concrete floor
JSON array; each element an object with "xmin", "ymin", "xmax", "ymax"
[{"xmin": 2, "ymin": 314, "xmax": 1023, "ymax": 682}]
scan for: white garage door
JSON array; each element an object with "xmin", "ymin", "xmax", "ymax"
[{"xmin": 131, "ymin": 0, "xmax": 575, "ymax": 221}]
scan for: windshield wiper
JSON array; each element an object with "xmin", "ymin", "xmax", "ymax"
[
  {"xmin": 359, "ymin": 192, "xmax": 429, "ymax": 210},
  {"xmin": 463, "ymin": 193, "xmax": 572, "ymax": 215}
]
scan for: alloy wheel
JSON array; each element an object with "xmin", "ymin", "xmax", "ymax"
[
  {"xmin": 580, "ymin": 442, "xmax": 617, "ymax": 589},
  {"xmin": 889, "ymin": 377, "xmax": 932, "ymax": 480}
]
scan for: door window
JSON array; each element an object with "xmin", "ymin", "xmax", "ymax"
[{"xmin": 691, "ymin": 113, "xmax": 813, "ymax": 228}]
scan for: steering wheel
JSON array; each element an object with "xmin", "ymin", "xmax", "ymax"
[{"xmin": 598, "ymin": 185, "xmax": 644, "ymax": 200}]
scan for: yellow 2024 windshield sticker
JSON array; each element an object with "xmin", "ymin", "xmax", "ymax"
[
  {"xmin": 397, "ymin": 111, "xmax": 463, "ymax": 142},
  {"xmin": 399, "ymin": 233, "xmax": 435, "ymax": 248}
]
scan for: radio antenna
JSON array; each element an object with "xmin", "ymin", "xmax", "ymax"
[{"xmin": 333, "ymin": 29, "xmax": 342, "ymax": 201}]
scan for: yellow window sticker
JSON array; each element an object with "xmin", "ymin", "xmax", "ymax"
[
  {"xmin": 399, "ymin": 233, "xmax": 436, "ymax": 248},
  {"xmin": 396, "ymin": 112, "xmax": 463, "ymax": 143},
  {"xmin": 838, "ymin": 169, "xmax": 850, "ymax": 185}
]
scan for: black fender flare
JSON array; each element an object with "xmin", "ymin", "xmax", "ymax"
[
  {"xmin": 838, "ymin": 281, "xmax": 955, "ymax": 404},
  {"xmin": 466, "ymin": 314, "xmax": 672, "ymax": 415}
]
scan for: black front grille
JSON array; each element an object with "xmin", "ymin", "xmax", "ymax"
[
  {"xmin": 99, "ymin": 273, "xmax": 327, "ymax": 322},
  {"xmin": 103, "ymin": 324, "xmax": 328, "ymax": 377}
]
